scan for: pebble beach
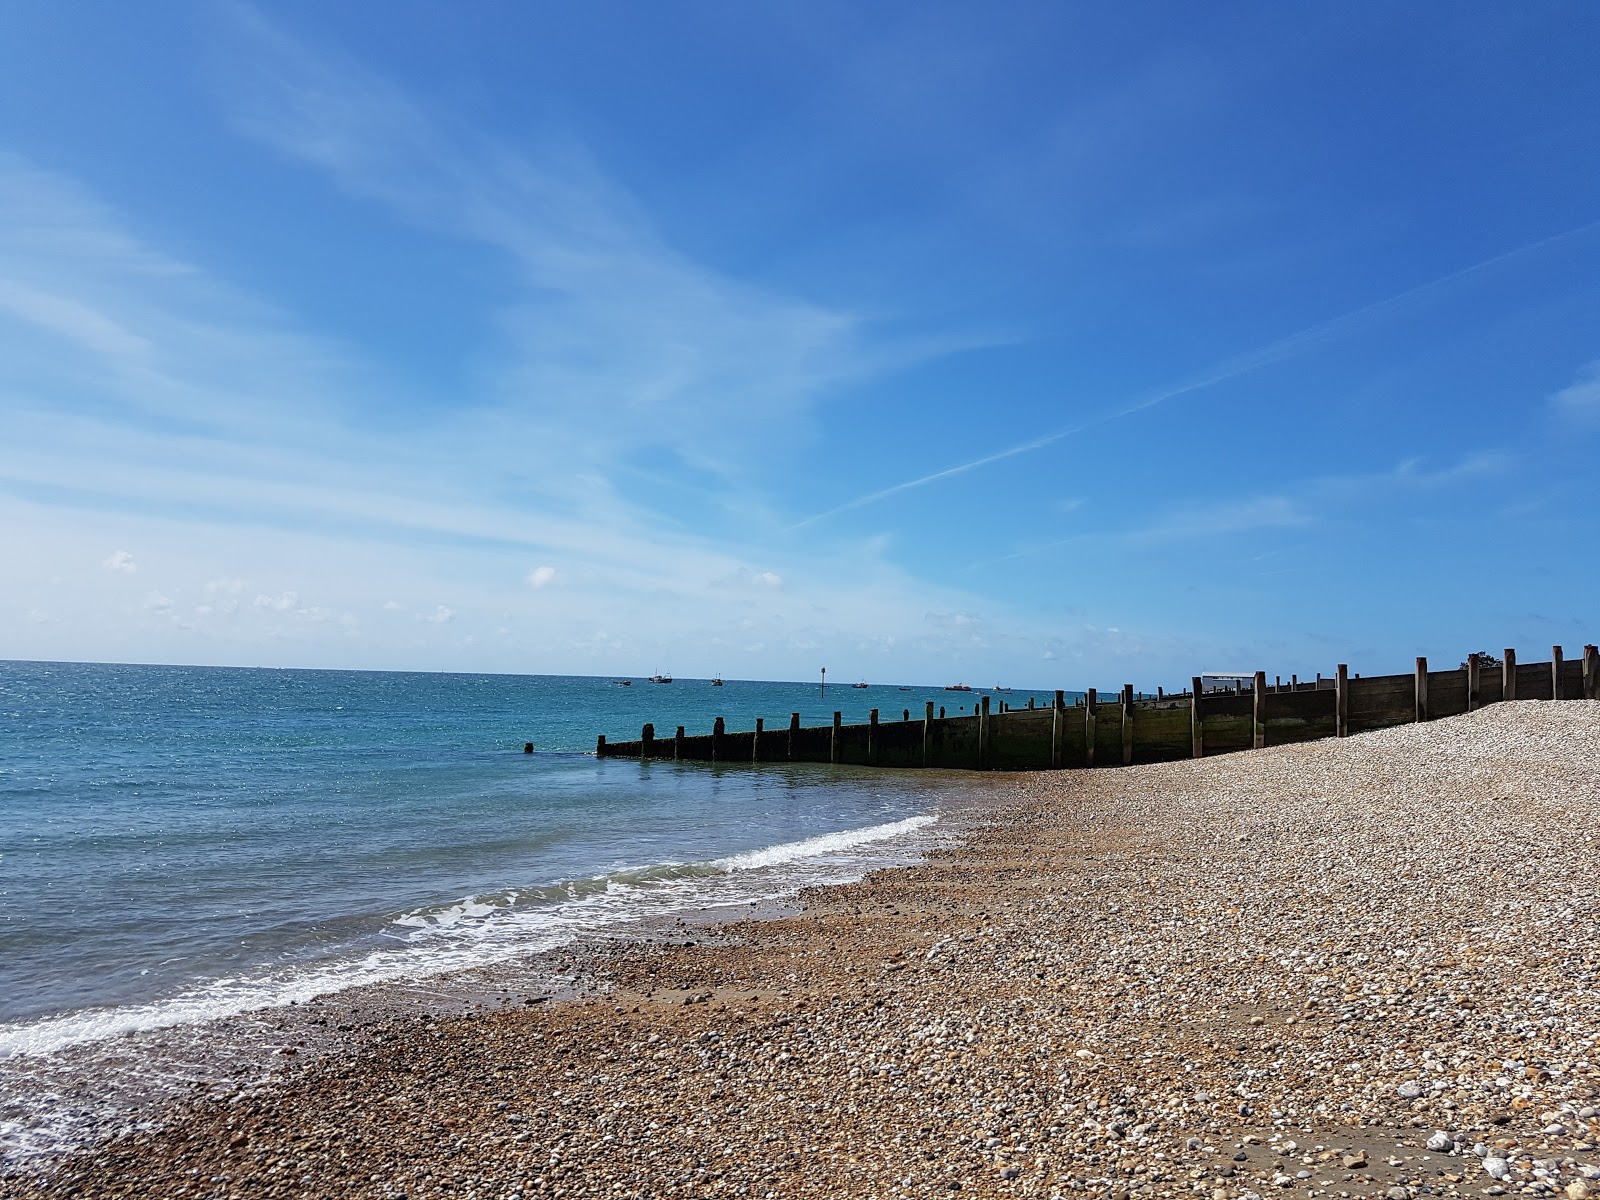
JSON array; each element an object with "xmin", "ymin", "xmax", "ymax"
[{"xmin": 6, "ymin": 700, "xmax": 1599, "ymax": 1200}]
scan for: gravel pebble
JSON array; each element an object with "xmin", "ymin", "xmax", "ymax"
[{"xmin": 5, "ymin": 700, "xmax": 1600, "ymax": 1200}]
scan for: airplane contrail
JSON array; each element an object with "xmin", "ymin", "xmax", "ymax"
[{"xmin": 787, "ymin": 216, "xmax": 1600, "ymax": 532}]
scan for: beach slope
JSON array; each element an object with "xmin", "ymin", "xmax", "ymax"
[{"xmin": 8, "ymin": 701, "xmax": 1600, "ymax": 1199}]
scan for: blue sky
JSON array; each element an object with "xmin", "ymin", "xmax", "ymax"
[{"xmin": 2, "ymin": 2, "xmax": 1597, "ymax": 688}]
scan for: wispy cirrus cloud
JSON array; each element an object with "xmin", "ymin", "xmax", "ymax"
[
  {"xmin": 964, "ymin": 450, "xmax": 1515, "ymax": 570},
  {"xmin": 792, "ymin": 217, "xmax": 1600, "ymax": 530},
  {"xmin": 218, "ymin": 9, "xmax": 975, "ymax": 482}
]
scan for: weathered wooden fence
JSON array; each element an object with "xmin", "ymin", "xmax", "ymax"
[{"xmin": 595, "ymin": 644, "xmax": 1599, "ymax": 771}]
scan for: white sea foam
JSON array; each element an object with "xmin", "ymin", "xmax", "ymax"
[
  {"xmin": 0, "ymin": 811, "xmax": 943, "ymax": 1065},
  {"xmin": 713, "ymin": 813, "xmax": 937, "ymax": 871}
]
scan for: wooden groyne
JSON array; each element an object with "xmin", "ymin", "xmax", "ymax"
[{"xmin": 594, "ymin": 644, "xmax": 1599, "ymax": 771}]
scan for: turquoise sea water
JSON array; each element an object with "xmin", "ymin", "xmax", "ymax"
[{"xmin": 0, "ymin": 660, "xmax": 1058, "ymax": 1158}]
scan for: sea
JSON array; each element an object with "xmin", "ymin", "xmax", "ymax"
[{"xmin": 0, "ymin": 660, "xmax": 1056, "ymax": 1167}]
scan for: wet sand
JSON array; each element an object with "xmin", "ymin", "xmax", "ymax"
[{"xmin": 5, "ymin": 701, "xmax": 1599, "ymax": 1199}]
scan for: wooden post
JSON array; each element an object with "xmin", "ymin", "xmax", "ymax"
[
  {"xmin": 868, "ymin": 709, "xmax": 879, "ymax": 766},
  {"xmin": 1252, "ymin": 670, "xmax": 1266, "ymax": 750},
  {"xmin": 788, "ymin": 712, "xmax": 799, "ymax": 760},
  {"xmin": 924, "ymin": 701, "xmax": 934, "ymax": 767},
  {"xmin": 1335, "ymin": 664, "xmax": 1348, "ymax": 738},
  {"xmin": 903, "ymin": 708, "xmax": 910, "ymax": 722},
  {"xmin": 1466, "ymin": 653, "xmax": 1481, "ymax": 712},
  {"xmin": 1157, "ymin": 686, "xmax": 1164, "ymax": 700},
  {"xmin": 596, "ymin": 734, "xmax": 606, "ymax": 756},
  {"xmin": 712, "ymin": 717, "xmax": 725, "ymax": 762},
  {"xmin": 1414, "ymin": 657, "xmax": 1428, "ymax": 722},
  {"xmin": 641, "ymin": 722, "xmax": 654, "ymax": 761},
  {"xmin": 979, "ymin": 696, "xmax": 990, "ymax": 768},
  {"xmin": 1552, "ymin": 645, "xmax": 1565, "ymax": 701},
  {"xmin": 831, "ymin": 711, "xmax": 841, "ymax": 764},
  {"xmin": 1051, "ymin": 690, "xmax": 1063, "ymax": 769},
  {"xmin": 1190, "ymin": 676, "xmax": 1203, "ymax": 758},
  {"xmin": 1583, "ymin": 644, "xmax": 1599, "ymax": 700},
  {"xmin": 1121, "ymin": 684, "xmax": 1134, "ymax": 766},
  {"xmin": 753, "ymin": 717, "xmax": 763, "ymax": 763},
  {"xmin": 1291, "ymin": 673, "xmax": 1298, "ymax": 691},
  {"xmin": 939, "ymin": 706, "xmax": 945, "ymax": 718},
  {"xmin": 1504, "ymin": 648, "xmax": 1517, "ymax": 701},
  {"xmin": 1028, "ymin": 696, "xmax": 1035, "ymax": 710},
  {"xmin": 1084, "ymin": 688, "xmax": 1097, "ymax": 768},
  {"xmin": 675, "ymin": 725, "xmax": 685, "ymax": 760}
]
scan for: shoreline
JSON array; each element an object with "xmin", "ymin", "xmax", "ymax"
[
  {"xmin": 5, "ymin": 702, "xmax": 1600, "ymax": 1199},
  {"xmin": 0, "ymin": 794, "xmax": 976, "ymax": 1174}
]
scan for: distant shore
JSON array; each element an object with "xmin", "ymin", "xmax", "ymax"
[{"xmin": 7, "ymin": 702, "xmax": 1600, "ymax": 1200}]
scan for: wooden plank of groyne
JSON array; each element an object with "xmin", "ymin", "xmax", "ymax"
[
  {"xmin": 1478, "ymin": 668, "xmax": 1503, "ymax": 705},
  {"xmin": 641, "ymin": 723, "xmax": 654, "ymax": 762},
  {"xmin": 1515, "ymin": 660, "xmax": 1553, "ymax": 700},
  {"xmin": 1466, "ymin": 654, "xmax": 1481, "ymax": 711},
  {"xmin": 712, "ymin": 717, "xmax": 725, "ymax": 762},
  {"xmin": 1200, "ymin": 693, "xmax": 1253, "ymax": 754},
  {"xmin": 1553, "ymin": 646, "xmax": 1566, "ymax": 701},
  {"xmin": 1504, "ymin": 648, "xmax": 1518, "ymax": 700},
  {"xmin": 1252, "ymin": 671, "xmax": 1266, "ymax": 750},
  {"xmin": 1262, "ymin": 687, "xmax": 1336, "ymax": 745},
  {"xmin": 1121, "ymin": 685, "xmax": 1134, "ymax": 765},
  {"xmin": 1336, "ymin": 664, "xmax": 1348, "ymax": 737},
  {"xmin": 1085, "ymin": 688, "xmax": 1097, "ymax": 767},
  {"xmin": 1129, "ymin": 705, "xmax": 1190, "ymax": 764},
  {"xmin": 1346, "ymin": 672, "xmax": 1414, "ymax": 731},
  {"xmin": 1051, "ymin": 690, "xmax": 1063, "ymax": 768},
  {"xmin": 1585, "ymin": 645, "xmax": 1599, "ymax": 700},
  {"xmin": 788, "ymin": 713, "xmax": 799, "ymax": 760},
  {"xmin": 1415, "ymin": 657, "xmax": 1429, "ymax": 722},
  {"xmin": 869, "ymin": 709, "xmax": 878, "ymax": 767},
  {"xmin": 1561, "ymin": 653, "xmax": 1584, "ymax": 699},
  {"xmin": 1094, "ymin": 701, "xmax": 1122, "ymax": 766},
  {"xmin": 1190, "ymin": 677, "xmax": 1203, "ymax": 758},
  {"xmin": 676, "ymin": 725, "xmax": 685, "ymax": 760},
  {"xmin": 924, "ymin": 702, "xmax": 933, "ymax": 767},
  {"xmin": 831, "ymin": 712, "xmax": 841, "ymax": 765},
  {"xmin": 988, "ymin": 708, "xmax": 1055, "ymax": 769},
  {"xmin": 1429, "ymin": 668, "xmax": 1468, "ymax": 719},
  {"xmin": 979, "ymin": 696, "xmax": 990, "ymax": 768},
  {"xmin": 753, "ymin": 718, "xmax": 763, "ymax": 763}
]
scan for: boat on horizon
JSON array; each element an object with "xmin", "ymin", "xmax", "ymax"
[
  {"xmin": 945, "ymin": 683, "xmax": 972, "ymax": 692},
  {"xmin": 850, "ymin": 681, "xmax": 869, "ymax": 689},
  {"xmin": 711, "ymin": 675, "xmax": 724, "ymax": 686},
  {"xmin": 613, "ymin": 679, "xmax": 632, "ymax": 686},
  {"xmin": 648, "ymin": 673, "xmax": 673, "ymax": 684}
]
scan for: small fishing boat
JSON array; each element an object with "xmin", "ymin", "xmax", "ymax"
[
  {"xmin": 850, "ymin": 681, "xmax": 869, "ymax": 689},
  {"xmin": 648, "ymin": 673, "xmax": 673, "ymax": 684},
  {"xmin": 711, "ymin": 675, "xmax": 724, "ymax": 686},
  {"xmin": 613, "ymin": 679, "xmax": 632, "ymax": 686},
  {"xmin": 993, "ymin": 685, "xmax": 1012, "ymax": 693},
  {"xmin": 944, "ymin": 683, "xmax": 972, "ymax": 692}
]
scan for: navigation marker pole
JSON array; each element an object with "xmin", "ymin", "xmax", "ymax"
[{"xmin": 821, "ymin": 666, "xmax": 826, "ymax": 699}]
